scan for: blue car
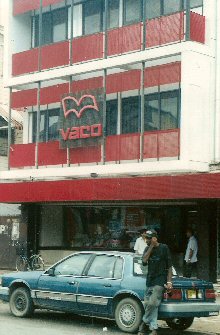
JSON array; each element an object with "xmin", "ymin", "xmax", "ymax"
[{"xmin": 0, "ymin": 251, "xmax": 219, "ymax": 333}]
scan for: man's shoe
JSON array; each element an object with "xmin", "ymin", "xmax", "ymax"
[{"xmin": 137, "ymin": 321, "xmax": 148, "ymax": 335}]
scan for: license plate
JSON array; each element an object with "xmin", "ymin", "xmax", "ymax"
[{"xmin": 186, "ymin": 289, "xmax": 202, "ymax": 299}]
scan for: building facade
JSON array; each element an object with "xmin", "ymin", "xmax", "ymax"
[{"xmin": 0, "ymin": 0, "xmax": 220, "ymax": 280}]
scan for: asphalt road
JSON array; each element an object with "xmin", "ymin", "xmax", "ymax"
[{"xmin": 0, "ymin": 302, "xmax": 219, "ymax": 335}]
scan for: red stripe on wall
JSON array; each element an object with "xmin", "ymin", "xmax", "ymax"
[
  {"xmin": 106, "ymin": 134, "xmax": 140, "ymax": 161},
  {"xmin": 13, "ymin": 0, "xmax": 40, "ymax": 15},
  {"xmin": 41, "ymin": 83, "xmax": 69, "ymax": 105},
  {"xmin": 11, "ymin": 89, "xmax": 38, "ymax": 109},
  {"xmin": 106, "ymin": 70, "xmax": 141, "ymax": 94},
  {"xmin": 107, "ymin": 23, "xmax": 142, "ymax": 56},
  {"xmin": 72, "ymin": 77, "xmax": 103, "ymax": 93},
  {"xmin": 70, "ymin": 146, "xmax": 102, "ymax": 164},
  {"xmin": 72, "ymin": 33, "xmax": 104, "ymax": 63},
  {"xmin": 38, "ymin": 141, "xmax": 67, "ymax": 166},
  {"xmin": 41, "ymin": 41, "xmax": 70, "ymax": 70},
  {"xmin": 12, "ymin": 48, "xmax": 39, "ymax": 76},
  {"xmin": 190, "ymin": 12, "xmax": 205, "ymax": 44},
  {"xmin": 9, "ymin": 143, "xmax": 35, "ymax": 168},
  {"xmin": 145, "ymin": 62, "xmax": 181, "ymax": 87},
  {"xmin": 42, "ymin": 0, "xmax": 63, "ymax": 6},
  {"xmin": 2, "ymin": 173, "xmax": 220, "ymax": 203}
]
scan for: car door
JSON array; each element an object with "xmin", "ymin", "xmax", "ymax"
[
  {"xmin": 77, "ymin": 254, "xmax": 123, "ymax": 316},
  {"xmin": 35, "ymin": 253, "xmax": 92, "ymax": 311}
]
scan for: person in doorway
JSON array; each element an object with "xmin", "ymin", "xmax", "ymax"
[
  {"xmin": 184, "ymin": 228, "xmax": 198, "ymax": 278},
  {"xmin": 138, "ymin": 229, "xmax": 172, "ymax": 335},
  {"xmin": 134, "ymin": 229, "xmax": 147, "ymax": 255}
]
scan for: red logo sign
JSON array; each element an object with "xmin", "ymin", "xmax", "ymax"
[{"xmin": 62, "ymin": 95, "xmax": 99, "ymax": 119}]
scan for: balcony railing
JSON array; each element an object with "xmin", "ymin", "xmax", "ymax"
[
  {"xmin": 9, "ymin": 129, "xmax": 180, "ymax": 168},
  {"xmin": 12, "ymin": 11, "xmax": 205, "ymax": 76}
]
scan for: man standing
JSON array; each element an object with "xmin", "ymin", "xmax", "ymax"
[
  {"xmin": 134, "ymin": 229, "xmax": 147, "ymax": 255},
  {"xmin": 184, "ymin": 228, "xmax": 198, "ymax": 278},
  {"xmin": 138, "ymin": 229, "xmax": 172, "ymax": 335}
]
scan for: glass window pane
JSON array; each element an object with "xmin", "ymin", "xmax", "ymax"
[
  {"xmin": 84, "ymin": 0, "xmax": 103, "ymax": 35},
  {"xmin": 106, "ymin": 100, "xmax": 117, "ymax": 136},
  {"xmin": 88, "ymin": 255, "xmax": 116, "ymax": 278},
  {"xmin": 53, "ymin": 8, "xmax": 67, "ymax": 42},
  {"xmin": 163, "ymin": 0, "xmax": 182, "ymax": 15},
  {"xmin": 54, "ymin": 253, "xmax": 91, "ymax": 276},
  {"xmin": 160, "ymin": 91, "xmax": 179, "ymax": 130},
  {"xmin": 114, "ymin": 257, "xmax": 123, "ymax": 279},
  {"xmin": 108, "ymin": 0, "xmax": 119, "ymax": 29},
  {"xmin": 184, "ymin": 0, "xmax": 203, "ymax": 9},
  {"xmin": 0, "ymin": 116, "xmax": 7, "ymax": 127},
  {"xmin": 33, "ymin": 16, "xmax": 39, "ymax": 47},
  {"xmin": 32, "ymin": 112, "xmax": 46, "ymax": 142},
  {"xmin": 146, "ymin": 0, "xmax": 161, "ymax": 19},
  {"xmin": 48, "ymin": 109, "xmax": 59, "ymax": 141},
  {"xmin": 42, "ymin": 12, "xmax": 52, "ymax": 45},
  {"xmin": 144, "ymin": 94, "xmax": 159, "ymax": 131},
  {"xmin": 122, "ymin": 96, "xmax": 139, "ymax": 134},
  {"xmin": 124, "ymin": 0, "xmax": 142, "ymax": 24}
]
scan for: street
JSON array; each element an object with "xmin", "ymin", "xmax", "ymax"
[{"xmin": 0, "ymin": 302, "xmax": 219, "ymax": 335}]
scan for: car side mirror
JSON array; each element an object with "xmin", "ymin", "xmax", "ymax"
[{"xmin": 47, "ymin": 268, "xmax": 55, "ymax": 276}]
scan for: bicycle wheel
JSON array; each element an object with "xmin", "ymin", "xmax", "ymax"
[
  {"xmin": 16, "ymin": 256, "xmax": 28, "ymax": 271},
  {"xmin": 31, "ymin": 255, "xmax": 45, "ymax": 271}
]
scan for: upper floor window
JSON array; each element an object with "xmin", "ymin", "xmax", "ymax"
[
  {"xmin": 32, "ymin": 108, "xmax": 59, "ymax": 143},
  {"xmin": 124, "ymin": 0, "xmax": 142, "ymax": 25},
  {"xmin": 145, "ymin": 0, "xmax": 161, "ymax": 19},
  {"xmin": 83, "ymin": 0, "xmax": 104, "ymax": 35},
  {"xmin": 108, "ymin": 0, "xmax": 120, "ymax": 29},
  {"xmin": 33, "ymin": 7, "xmax": 68, "ymax": 47},
  {"xmin": 163, "ymin": 0, "xmax": 182, "ymax": 15},
  {"xmin": 106, "ymin": 99, "xmax": 118, "ymax": 136}
]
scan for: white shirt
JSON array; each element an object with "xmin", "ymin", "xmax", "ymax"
[
  {"xmin": 134, "ymin": 236, "xmax": 147, "ymax": 255},
  {"xmin": 184, "ymin": 236, "xmax": 198, "ymax": 263}
]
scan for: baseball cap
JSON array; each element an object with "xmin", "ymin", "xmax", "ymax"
[{"xmin": 145, "ymin": 229, "xmax": 158, "ymax": 238}]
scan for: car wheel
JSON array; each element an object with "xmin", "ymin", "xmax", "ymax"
[
  {"xmin": 166, "ymin": 317, "xmax": 194, "ymax": 330},
  {"xmin": 115, "ymin": 297, "xmax": 143, "ymax": 333},
  {"xmin": 10, "ymin": 287, "xmax": 34, "ymax": 317}
]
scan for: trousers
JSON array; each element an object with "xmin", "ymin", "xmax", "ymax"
[{"xmin": 143, "ymin": 285, "xmax": 164, "ymax": 330}]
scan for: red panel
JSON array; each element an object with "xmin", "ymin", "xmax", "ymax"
[
  {"xmin": 12, "ymin": 48, "xmax": 39, "ymax": 76},
  {"xmin": 3, "ymin": 173, "xmax": 220, "ymax": 203},
  {"xmin": 72, "ymin": 33, "xmax": 104, "ymax": 63},
  {"xmin": 13, "ymin": 0, "xmax": 39, "ymax": 15},
  {"xmin": 38, "ymin": 141, "xmax": 67, "ymax": 166},
  {"xmin": 107, "ymin": 23, "xmax": 142, "ymax": 56},
  {"xmin": 106, "ymin": 70, "xmax": 141, "ymax": 94},
  {"xmin": 41, "ymin": 41, "xmax": 70, "ymax": 70},
  {"xmin": 11, "ymin": 89, "xmax": 38, "ymax": 109},
  {"xmin": 146, "ymin": 13, "xmax": 184, "ymax": 48},
  {"xmin": 10, "ymin": 143, "xmax": 35, "ymax": 168},
  {"xmin": 143, "ymin": 132, "xmax": 158, "ymax": 159},
  {"xmin": 158, "ymin": 129, "xmax": 180, "ymax": 158},
  {"xmin": 70, "ymin": 146, "xmax": 101, "ymax": 164},
  {"xmin": 42, "ymin": 0, "xmax": 63, "ymax": 6},
  {"xmin": 190, "ymin": 12, "xmax": 205, "ymax": 44},
  {"xmin": 106, "ymin": 134, "xmax": 140, "ymax": 161},
  {"xmin": 72, "ymin": 77, "xmax": 103, "ymax": 93},
  {"xmin": 145, "ymin": 62, "xmax": 181, "ymax": 88},
  {"xmin": 160, "ymin": 12, "xmax": 184, "ymax": 45},
  {"xmin": 107, "ymin": 28, "xmax": 122, "ymax": 56},
  {"xmin": 41, "ymin": 83, "xmax": 69, "ymax": 105}
]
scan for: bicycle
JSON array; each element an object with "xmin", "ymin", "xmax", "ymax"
[{"xmin": 15, "ymin": 242, "xmax": 45, "ymax": 271}]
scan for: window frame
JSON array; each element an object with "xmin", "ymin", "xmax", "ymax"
[{"xmin": 82, "ymin": 0, "xmax": 104, "ymax": 36}]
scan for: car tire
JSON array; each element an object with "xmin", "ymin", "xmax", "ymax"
[
  {"xmin": 115, "ymin": 297, "xmax": 143, "ymax": 333},
  {"xmin": 166, "ymin": 317, "xmax": 194, "ymax": 330},
  {"xmin": 9, "ymin": 287, "xmax": 34, "ymax": 317}
]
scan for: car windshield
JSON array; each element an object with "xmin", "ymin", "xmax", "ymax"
[{"xmin": 133, "ymin": 256, "xmax": 178, "ymax": 277}]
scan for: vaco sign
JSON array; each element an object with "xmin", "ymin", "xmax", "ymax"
[{"xmin": 59, "ymin": 89, "xmax": 103, "ymax": 148}]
